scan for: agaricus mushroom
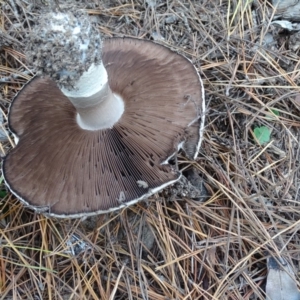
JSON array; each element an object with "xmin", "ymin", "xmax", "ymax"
[{"xmin": 2, "ymin": 10, "xmax": 205, "ymax": 218}]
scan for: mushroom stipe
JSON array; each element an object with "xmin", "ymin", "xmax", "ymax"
[{"xmin": 3, "ymin": 37, "xmax": 205, "ymax": 218}]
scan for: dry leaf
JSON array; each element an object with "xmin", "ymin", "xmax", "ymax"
[
  {"xmin": 266, "ymin": 256, "xmax": 300, "ymax": 300},
  {"xmin": 293, "ymin": 94, "xmax": 300, "ymax": 109}
]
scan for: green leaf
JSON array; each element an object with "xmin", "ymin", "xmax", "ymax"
[
  {"xmin": 0, "ymin": 190, "xmax": 7, "ymax": 198},
  {"xmin": 254, "ymin": 126, "xmax": 271, "ymax": 145},
  {"xmin": 266, "ymin": 108, "xmax": 279, "ymax": 120},
  {"xmin": 271, "ymin": 109, "xmax": 279, "ymax": 116}
]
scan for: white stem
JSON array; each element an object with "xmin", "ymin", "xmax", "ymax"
[
  {"xmin": 76, "ymin": 89, "xmax": 124, "ymax": 131},
  {"xmin": 61, "ymin": 63, "xmax": 108, "ymax": 100},
  {"xmin": 60, "ymin": 64, "xmax": 124, "ymax": 130}
]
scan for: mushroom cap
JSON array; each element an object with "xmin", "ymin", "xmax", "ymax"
[{"xmin": 3, "ymin": 38, "xmax": 205, "ymax": 218}]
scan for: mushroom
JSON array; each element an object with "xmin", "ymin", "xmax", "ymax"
[{"xmin": 2, "ymin": 10, "xmax": 205, "ymax": 218}]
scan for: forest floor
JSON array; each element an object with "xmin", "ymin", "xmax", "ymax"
[{"xmin": 1, "ymin": 0, "xmax": 300, "ymax": 299}]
